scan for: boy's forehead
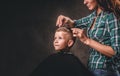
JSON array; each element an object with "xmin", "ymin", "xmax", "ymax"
[
  {"xmin": 55, "ymin": 31, "xmax": 71, "ymax": 38},
  {"xmin": 56, "ymin": 31, "xmax": 69, "ymax": 35}
]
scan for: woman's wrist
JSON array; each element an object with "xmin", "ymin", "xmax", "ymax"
[{"xmin": 68, "ymin": 20, "xmax": 75, "ymax": 28}]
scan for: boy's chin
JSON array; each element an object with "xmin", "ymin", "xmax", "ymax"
[
  {"xmin": 55, "ymin": 48, "xmax": 69, "ymax": 52},
  {"xmin": 55, "ymin": 49, "xmax": 61, "ymax": 51},
  {"xmin": 55, "ymin": 48, "xmax": 63, "ymax": 52}
]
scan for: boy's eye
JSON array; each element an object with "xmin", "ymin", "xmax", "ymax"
[
  {"xmin": 54, "ymin": 36, "xmax": 63, "ymax": 40},
  {"xmin": 59, "ymin": 37, "xmax": 62, "ymax": 39}
]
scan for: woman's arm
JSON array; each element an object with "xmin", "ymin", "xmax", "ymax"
[
  {"xmin": 71, "ymin": 28, "xmax": 115, "ymax": 58},
  {"xmin": 84, "ymin": 38, "xmax": 115, "ymax": 57},
  {"xmin": 56, "ymin": 13, "xmax": 93, "ymax": 28},
  {"xmin": 56, "ymin": 15, "xmax": 74, "ymax": 27}
]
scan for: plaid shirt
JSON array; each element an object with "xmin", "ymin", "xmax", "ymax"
[{"xmin": 74, "ymin": 11, "xmax": 120, "ymax": 71}]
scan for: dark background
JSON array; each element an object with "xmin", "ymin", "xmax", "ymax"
[{"xmin": 1, "ymin": 0, "xmax": 91, "ymax": 76}]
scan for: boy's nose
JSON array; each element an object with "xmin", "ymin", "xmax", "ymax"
[{"xmin": 54, "ymin": 39, "xmax": 58, "ymax": 43}]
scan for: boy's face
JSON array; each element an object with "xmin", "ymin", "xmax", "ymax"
[{"xmin": 53, "ymin": 31, "xmax": 70, "ymax": 51}]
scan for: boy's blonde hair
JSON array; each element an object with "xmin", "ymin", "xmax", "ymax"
[{"xmin": 55, "ymin": 27, "xmax": 75, "ymax": 42}]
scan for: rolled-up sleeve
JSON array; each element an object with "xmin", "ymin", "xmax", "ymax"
[
  {"xmin": 107, "ymin": 13, "xmax": 120, "ymax": 60},
  {"xmin": 74, "ymin": 14, "xmax": 92, "ymax": 29}
]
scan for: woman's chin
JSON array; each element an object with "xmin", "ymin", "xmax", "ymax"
[{"xmin": 88, "ymin": 7, "xmax": 94, "ymax": 10}]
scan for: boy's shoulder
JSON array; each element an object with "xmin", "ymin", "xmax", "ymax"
[{"xmin": 42, "ymin": 52, "xmax": 81, "ymax": 65}]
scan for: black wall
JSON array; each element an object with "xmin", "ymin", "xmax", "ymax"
[{"xmin": 1, "ymin": 0, "xmax": 91, "ymax": 76}]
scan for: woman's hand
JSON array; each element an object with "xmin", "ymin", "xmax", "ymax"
[
  {"xmin": 115, "ymin": 0, "xmax": 120, "ymax": 5},
  {"xmin": 71, "ymin": 28, "xmax": 89, "ymax": 44},
  {"xmin": 72, "ymin": 28, "xmax": 115, "ymax": 57},
  {"xmin": 56, "ymin": 15, "xmax": 74, "ymax": 27}
]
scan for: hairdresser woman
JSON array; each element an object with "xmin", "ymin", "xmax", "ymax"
[{"xmin": 56, "ymin": 0, "xmax": 120, "ymax": 76}]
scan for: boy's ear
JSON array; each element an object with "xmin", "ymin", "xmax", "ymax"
[{"xmin": 68, "ymin": 40, "xmax": 74, "ymax": 47}]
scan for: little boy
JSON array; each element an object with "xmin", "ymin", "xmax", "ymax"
[{"xmin": 30, "ymin": 27, "xmax": 93, "ymax": 76}]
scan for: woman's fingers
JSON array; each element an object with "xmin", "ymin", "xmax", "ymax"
[
  {"xmin": 59, "ymin": 15, "xmax": 64, "ymax": 26},
  {"xmin": 56, "ymin": 15, "xmax": 72, "ymax": 27},
  {"xmin": 71, "ymin": 28, "xmax": 88, "ymax": 43},
  {"xmin": 56, "ymin": 15, "xmax": 65, "ymax": 27},
  {"xmin": 56, "ymin": 15, "xmax": 61, "ymax": 27},
  {"xmin": 71, "ymin": 28, "xmax": 82, "ymax": 37}
]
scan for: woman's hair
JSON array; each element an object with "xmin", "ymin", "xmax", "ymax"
[{"xmin": 97, "ymin": 0, "xmax": 120, "ymax": 18}]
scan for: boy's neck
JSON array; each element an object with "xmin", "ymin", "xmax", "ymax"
[
  {"xmin": 61, "ymin": 47, "xmax": 70, "ymax": 51},
  {"xmin": 58, "ymin": 48, "xmax": 72, "ymax": 54}
]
